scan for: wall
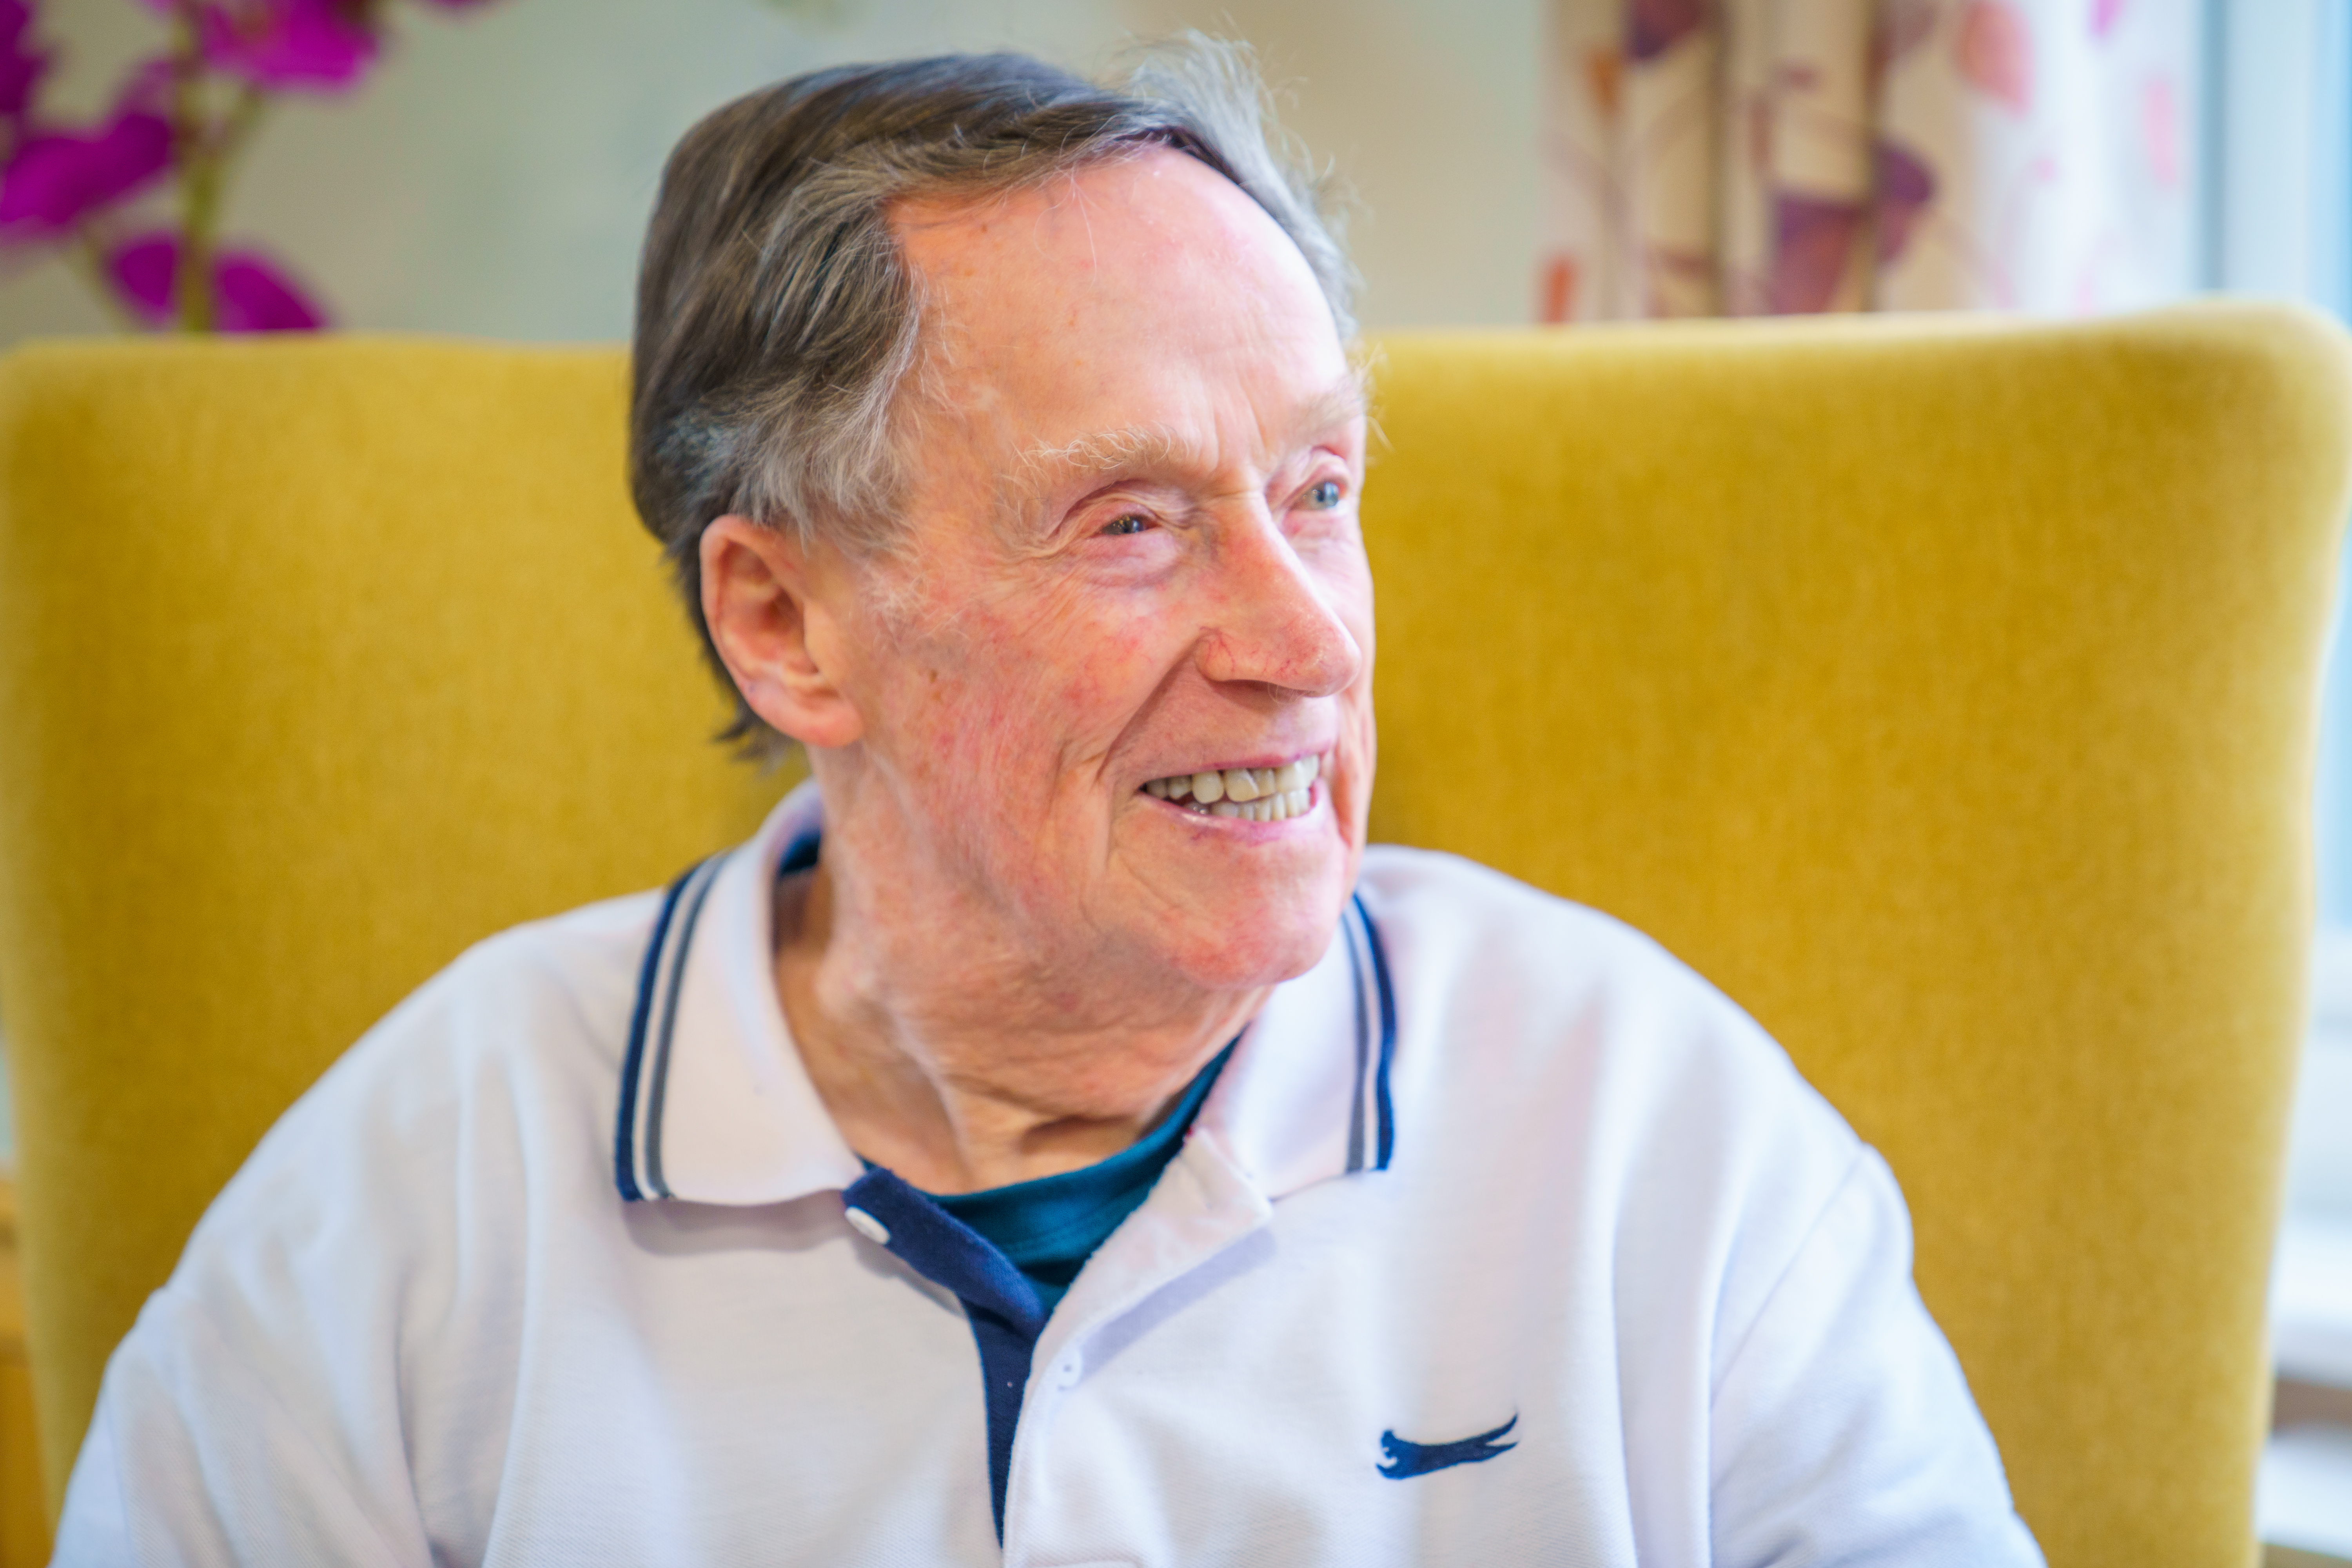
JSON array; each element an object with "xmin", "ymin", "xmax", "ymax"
[{"xmin": 0, "ymin": 0, "xmax": 1542, "ymax": 346}]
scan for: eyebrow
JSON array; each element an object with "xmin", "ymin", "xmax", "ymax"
[{"xmin": 1000, "ymin": 373, "xmax": 1370, "ymax": 522}]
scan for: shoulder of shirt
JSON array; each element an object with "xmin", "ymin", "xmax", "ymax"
[
  {"xmin": 347, "ymin": 883, "xmax": 668, "ymax": 1091},
  {"xmin": 1355, "ymin": 840, "xmax": 1768, "ymax": 1033},
  {"xmin": 1354, "ymin": 841, "xmax": 1866, "ymax": 1229}
]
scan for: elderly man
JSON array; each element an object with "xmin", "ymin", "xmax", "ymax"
[{"xmin": 55, "ymin": 42, "xmax": 2042, "ymax": 1567}]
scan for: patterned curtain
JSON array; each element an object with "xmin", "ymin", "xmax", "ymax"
[{"xmin": 1538, "ymin": 0, "xmax": 2200, "ymax": 321}]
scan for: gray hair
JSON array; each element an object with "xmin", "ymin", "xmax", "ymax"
[{"xmin": 628, "ymin": 37, "xmax": 1356, "ymax": 752}]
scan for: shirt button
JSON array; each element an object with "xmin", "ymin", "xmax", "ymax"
[{"xmin": 844, "ymin": 1206, "xmax": 891, "ymax": 1246}]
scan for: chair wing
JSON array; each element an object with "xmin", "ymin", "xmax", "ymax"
[
  {"xmin": 0, "ymin": 338, "xmax": 783, "ymax": 1515},
  {"xmin": 1362, "ymin": 302, "xmax": 2352, "ymax": 1568}
]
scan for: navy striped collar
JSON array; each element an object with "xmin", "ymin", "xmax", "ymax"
[{"xmin": 615, "ymin": 782, "xmax": 1397, "ymax": 1206}]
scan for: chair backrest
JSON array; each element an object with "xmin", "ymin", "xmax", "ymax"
[
  {"xmin": 1363, "ymin": 304, "xmax": 2349, "ymax": 1568},
  {"xmin": 0, "ymin": 306, "xmax": 2343, "ymax": 1564},
  {"xmin": 0, "ymin": 338, "xmax": 785, "ymax": 1515}
]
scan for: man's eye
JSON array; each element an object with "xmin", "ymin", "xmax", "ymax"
[
  {"xmin": 1100, "ymin": 514, "xmax": 1151, "ymax": 537},
  {"xmin": 1304, "ymin": 479, "xmax": 1344, "ymax": 510}
]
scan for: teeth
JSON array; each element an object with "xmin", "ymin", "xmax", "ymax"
[{"xmin": 1142, "ymin": 753, "xmax": 1328, "ymax": 814}]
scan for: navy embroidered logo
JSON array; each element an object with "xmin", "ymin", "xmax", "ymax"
[{"xmin": 1376, "ymin": 1414, "xmax": 1519, "ymax": 1479}]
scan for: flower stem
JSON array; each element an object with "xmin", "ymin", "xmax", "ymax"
[
  {"xmin": 169, "ymin": 2, "xmax": 213, "ymax": 332},
  {"xmin": 176, "ymin": 83, "xmax": 270, "ymax": 333},
  {"xmin": 217, "ymin": 82, "xmax": 267, "ymax": 165}
]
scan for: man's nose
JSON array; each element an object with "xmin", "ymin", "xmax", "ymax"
[{"xmin": 1196, "ymin": 506, "xmax": 1363, "ymax": 699}]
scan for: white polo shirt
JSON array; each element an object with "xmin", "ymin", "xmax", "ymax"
[{"xmin": 56, "ymin": 785, "xmax": 2043, "ymax": 1566}]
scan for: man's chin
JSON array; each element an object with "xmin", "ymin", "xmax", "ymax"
[
  {"xmin": 1140, "ymin": 890, "xmax": 1350, "ymax": 995},
  {"xmin": 1108, "ymin": 822, "xmax": 1354, "ymax": 985}
]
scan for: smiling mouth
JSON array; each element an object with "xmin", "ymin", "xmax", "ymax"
[{"xmin": 1141, "ymin": 753, "xmax": 1324, "ymax": 822}]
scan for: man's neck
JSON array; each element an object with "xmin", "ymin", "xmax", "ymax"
[{"xmin": 772, "ymin": 860, "xmax": 1263, "ymax": 1195}]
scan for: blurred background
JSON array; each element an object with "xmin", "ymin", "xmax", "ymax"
[
  {"xmin": 0, "ymin": 0, "xmax": 1548, "ymax": 340},
  {"xmin": 0, "ymin": 0, "xmax": 2347, "ymax": 1561}
]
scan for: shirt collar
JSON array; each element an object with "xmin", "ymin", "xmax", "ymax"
[{"xmin": 615, "ymin": 780, "xmax": 1395, "ymax": 1207}]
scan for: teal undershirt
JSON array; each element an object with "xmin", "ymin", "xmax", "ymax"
[{"xmin": 911, "ymin": 1043, "xmax": 1235, "ymax": 1319}]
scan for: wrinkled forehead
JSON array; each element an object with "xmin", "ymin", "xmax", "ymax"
[
  {"xmin": 892, "ymin": 147, "xmax": 1311, "ymax": 312},
  {"xmin": 891, "ymin": 153, "xmax": 1359, "ymax": 519},
  {"xmin": 894, "ymin": 152, "xmax": 1345, "ymax": 391}
]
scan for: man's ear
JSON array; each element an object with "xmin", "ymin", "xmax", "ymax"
[{"xmin": 700, "ymin": 515, "xmax": 865, "ymax": 750}]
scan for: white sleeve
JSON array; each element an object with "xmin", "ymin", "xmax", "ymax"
[
  {"xmin": 50, "ymin": 1289, "xmax": 425, "ymax": 1568},
  {"xmin": 1709, "ymin": 1148, "xmax": 2046, "ymax": 1568},
  {"xmin": 44, "ymin": 919, "xmax": 627, "ymax": 1567},
  {"xmin": 49, "ymin": 1399, "xmax": 132, "ymax": 1566}
]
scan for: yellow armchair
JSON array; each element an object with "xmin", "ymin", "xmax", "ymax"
[{"xmin": 0, "ymin": 303, "xmax": 2343, "ymax": 1565}]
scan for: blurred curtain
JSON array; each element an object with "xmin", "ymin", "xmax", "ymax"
[{"xmin": 1538, "ymin": 0, "xmax": 2200, "ymax": 321}]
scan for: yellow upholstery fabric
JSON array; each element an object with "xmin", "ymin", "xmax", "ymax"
[
  {"xmin": 1363, "ymin": 305, "xmax": 2350, "ymax": 1568},
  {"xmin": 0, "ymin": 305, "xmax": 2343, "ymax": 1564},
  {"xmin": 0, "ymin": 339, "xmax": 787, "ymax": 1515}
]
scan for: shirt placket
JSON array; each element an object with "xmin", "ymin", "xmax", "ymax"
[
  {"xmin": 840, "ymin": 1168, "xmax": 1045, "ymax": 1542},
  {"xmin": 841, "ymin": 1138, "xmax": 1277, "ymax": 1565},
  {"xmin": 999, "ymin": 1134, "xmax": 1277, "ymax": 1566}
]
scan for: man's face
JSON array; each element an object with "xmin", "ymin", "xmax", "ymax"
[{"xmin": 825, "ymin": 148, "xmax": 1373, "ymax": 998}]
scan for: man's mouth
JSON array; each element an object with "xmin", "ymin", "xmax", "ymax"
[{"xmin": 1139, "ymin": 753, "xmax": 1323, "ymax": 821}]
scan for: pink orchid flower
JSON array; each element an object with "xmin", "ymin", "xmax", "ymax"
[
  {"xmin": 109, "ymin": 230, "xmax": 327, "ymax": 331},
  {"xmin": 0, "ymin": 108, "xmax": 171, "ymax": 234},
  {"xmin": 139, "ymin": 0, "xmax": 381, "ymax": 93},
  {"xmin": 0, "ymin": 0, "xmax": 49, "ymax": 123}
]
